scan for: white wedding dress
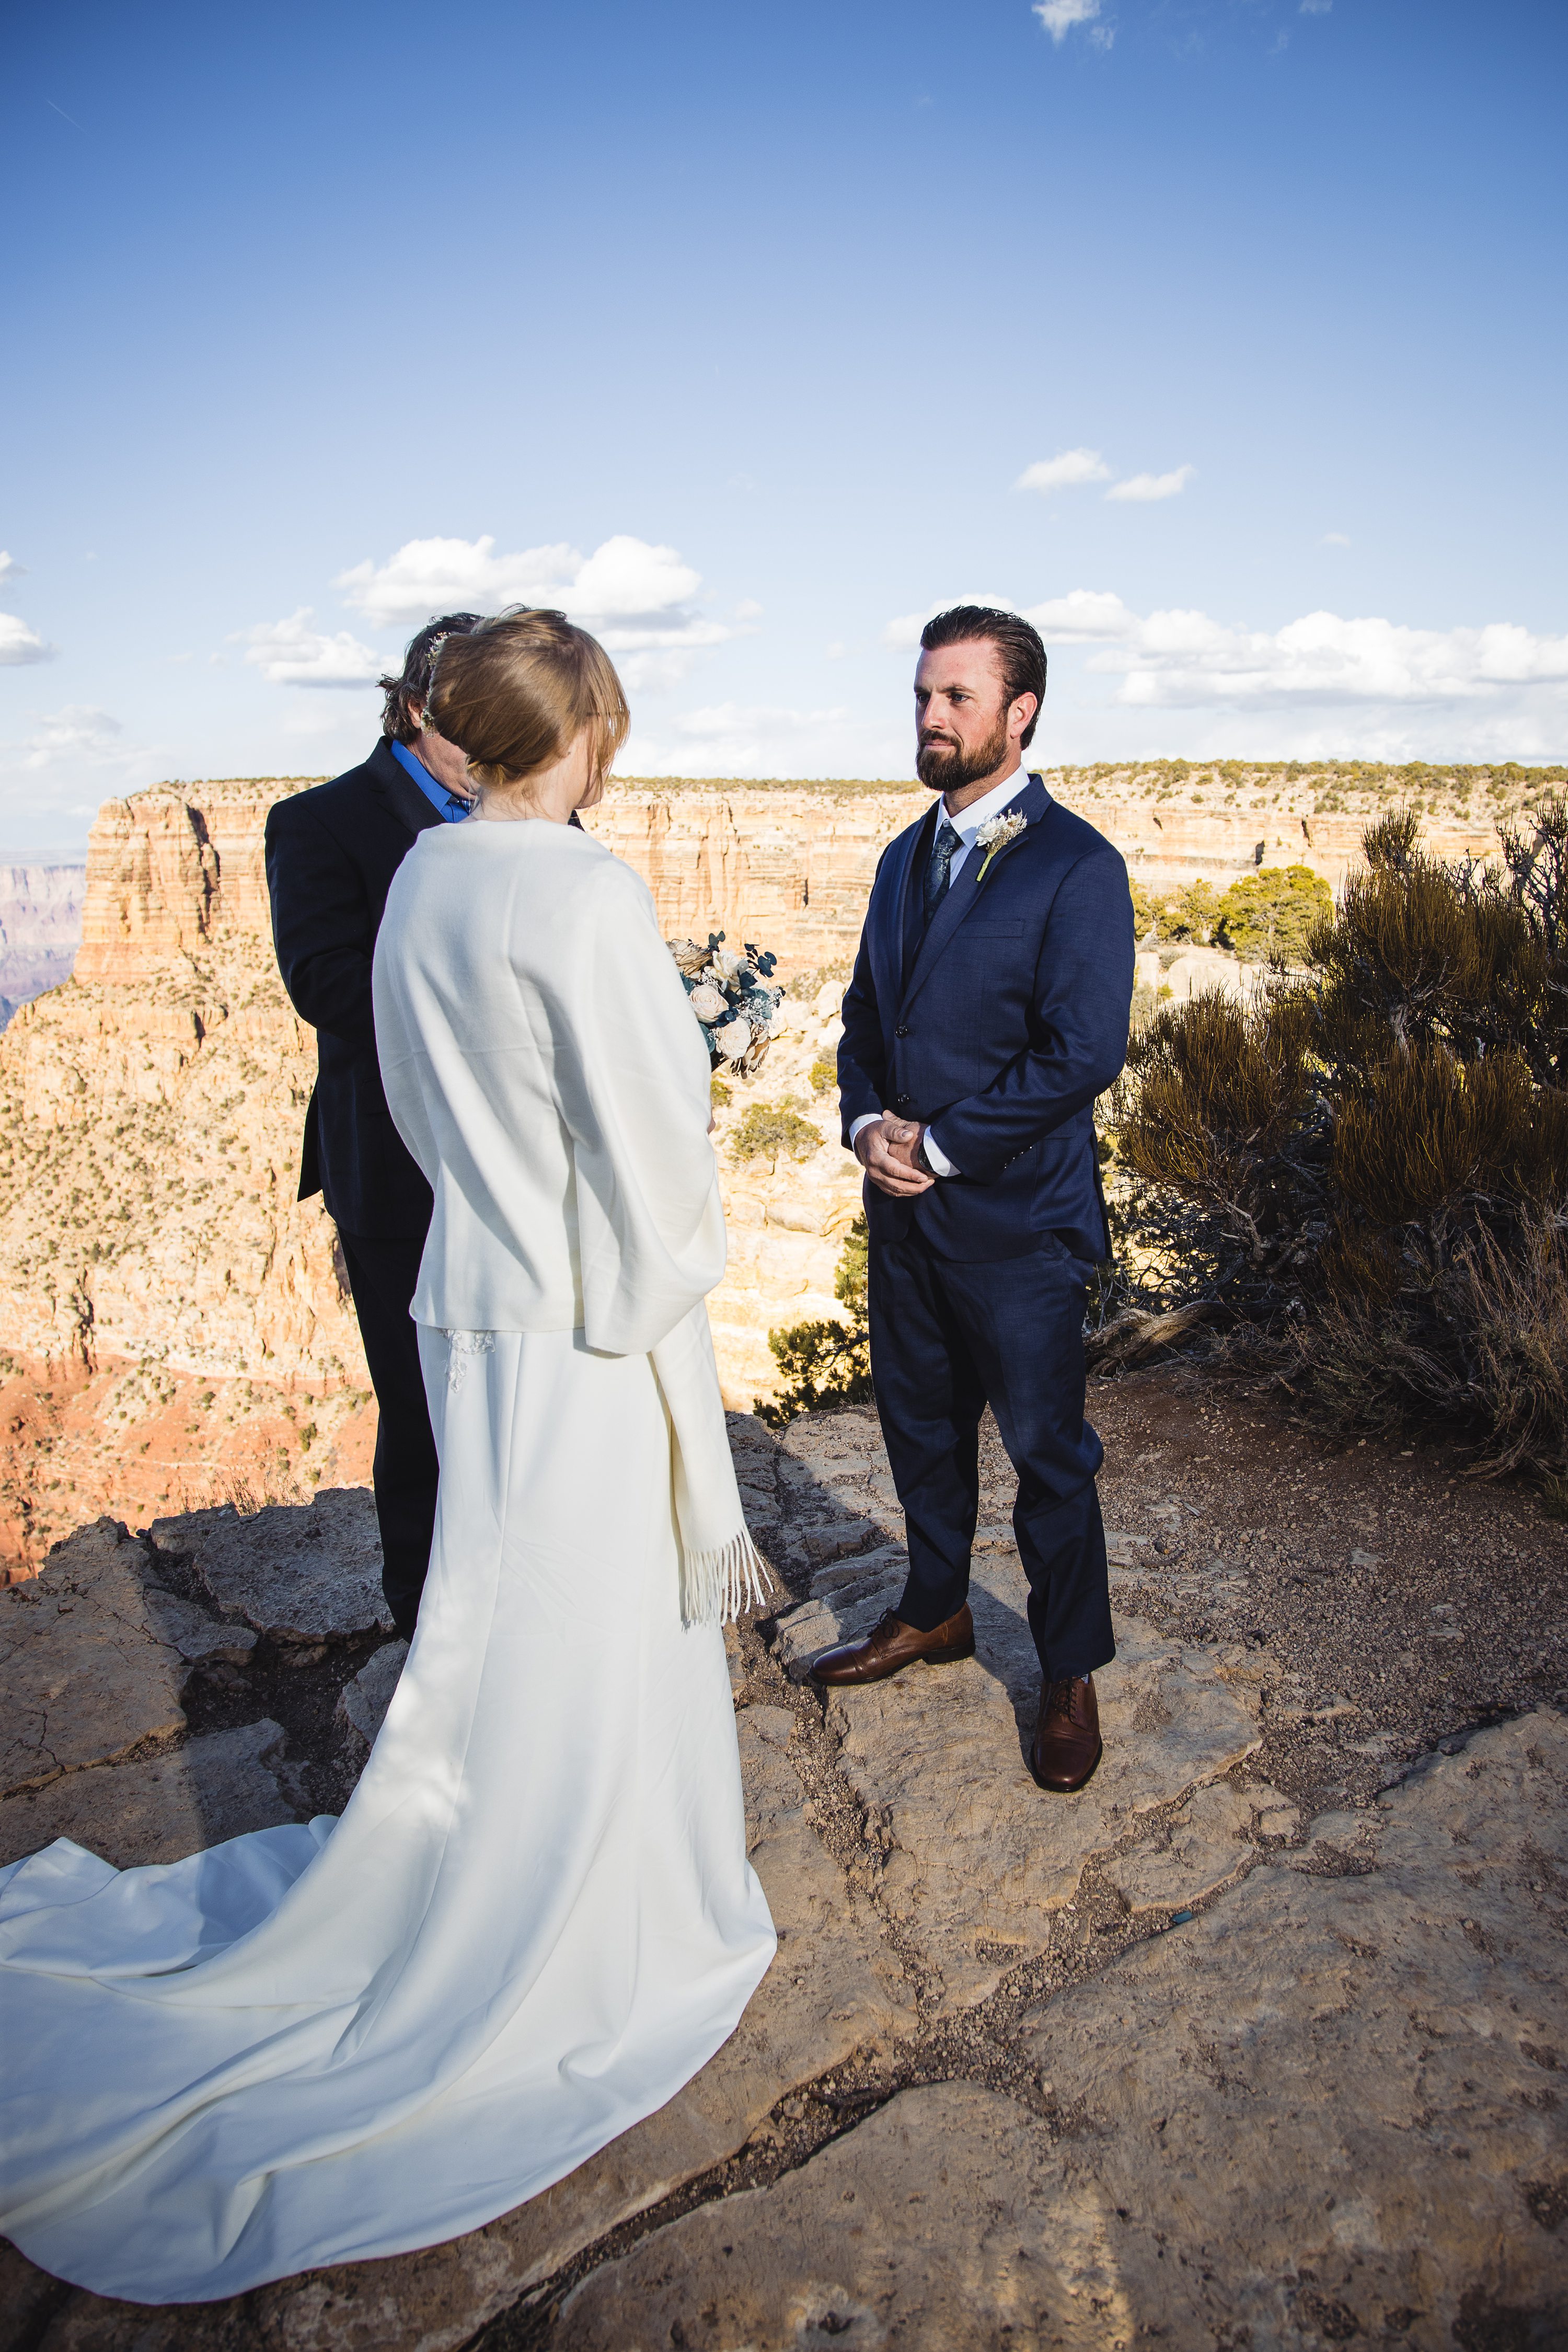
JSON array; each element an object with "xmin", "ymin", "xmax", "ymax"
[{"xmin": 0, "ymin": 818, "xmax": 776, "ymax": 2303}]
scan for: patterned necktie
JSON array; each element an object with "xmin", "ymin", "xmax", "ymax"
[{"xmin": 923, "ymin": 819, "xmax": 962, "ymax": 929}]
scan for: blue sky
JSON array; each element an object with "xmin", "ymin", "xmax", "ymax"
[{"xmin": 4, "ymin": 0, "xmax": 1565, "ymax": 852}]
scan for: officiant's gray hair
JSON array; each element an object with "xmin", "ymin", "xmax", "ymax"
[{"xmin": 426, "ymin": 608, "xmax": 630, "ymax": 798}]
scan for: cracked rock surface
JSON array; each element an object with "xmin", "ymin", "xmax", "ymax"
[
  {"xmin": 3, "ymin": 1379, "xmax": 1566, "ymax": 2352},
  {"xmin": 149, "ymin": 1488, "xmax": 394, "ymax": 1650},
  {"xmin": 553, "ymin": 1719, "xmax": 1568, "ymax": 2351},
  {"xmin": 0, "ymin": 1518, "xmax": 190, "ymax": 1800}
]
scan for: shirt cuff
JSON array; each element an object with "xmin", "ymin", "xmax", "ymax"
[
  {"xmin": 921, "ymin": 1129, "xmax": 956, "ymax": 1179},
  {"xmin": 848, "ymin": 1112, "xmax": 882, "ymax": 1145}
]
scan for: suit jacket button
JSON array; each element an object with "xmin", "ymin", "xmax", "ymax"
[
  {"xmin": 895, "ymin": 1024, "xmax": 909, "ymax": 1037},
  {"xmin": 895, "ymin": 1093, "xmax": 911, "ymax": 1109}
]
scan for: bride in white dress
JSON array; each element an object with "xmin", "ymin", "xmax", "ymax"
[{"xmin": 0, "ymin": 609, "xmax": 776, "ymax": 2304}]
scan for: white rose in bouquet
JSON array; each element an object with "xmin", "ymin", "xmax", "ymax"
[
  {"xmin": 688, "ymin": 983, "xmax": 728, "ymax": 1022},
  {"xmin": 714, "ymin": 1017, "xmax": 752, "ymax": 1060}
]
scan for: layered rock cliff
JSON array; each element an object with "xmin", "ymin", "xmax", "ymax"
[{"xmin": 0, "ymin": 761, "xmax": 1536, "ymax": 1570}]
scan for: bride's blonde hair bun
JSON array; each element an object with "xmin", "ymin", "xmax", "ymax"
[{"xmin": 426, "ymin": 607, "xmax": 630, "ymax": 799}]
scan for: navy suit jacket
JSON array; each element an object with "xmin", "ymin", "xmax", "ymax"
[
  {"xmin": 837, "ymin": 774, "xmax": 1135, "ymax": 1263},
  {"xmin": 264, "ymin": 739, "xmax": 441, "ymax": 1240}
]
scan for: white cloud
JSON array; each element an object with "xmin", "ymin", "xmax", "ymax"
[
  {"xmin": 0, "ymin": 706, "xmax": 168, "ymax": 843},
  {"xmin": 8, "ymin": 707, "xmax": 123, "ymax": 768},
  {"xmin": 1016, "ymin": 448, "xmax": 1111, "ymax": 496},
  {"xmin": 1022, "ymin": 589, "xmax": 1138, "ymax": 642},
  {"xmin": 1321, "ymin": 532, "xmax": 1351, "ymax": 548},
  {"xmin": 336, "ymin": 534, "xmax": 575, "ymax": 624},
  {"xmin": 0, "ymin": 553, "xmax": 27, "ymax": 587},
  {"xmin": 235, "ymin": 609, "xmax": 382, "ymax": 688},
  {"xmin": 0, "ymin": 613, "xmax": 55, "ymax": 666},
  {"xmin": 1033, "ymin": 0, "xmax": 1112, "ymax": 47},
  {"xmin": 334, "ymin": 531, "xmax": 734, "ymax": 659},
  {"xmin": 1300, "ymin": 1, "xmax": 1332, "ymax": 14},
  {"xmin": 1031, "ymin": 591, "xmax": 1568, "ymax": 711},
  {"xmin": 1105, "ymin": 465, "xmax": 1195, "ymax": 503}
]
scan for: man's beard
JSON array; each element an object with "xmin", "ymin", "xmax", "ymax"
[{"xmin": 916, "ymin": 711, "xmax": 1011, "ymax": 792}]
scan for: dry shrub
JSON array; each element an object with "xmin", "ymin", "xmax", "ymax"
[
  {"xmin": 1109, "ymin": 798, "xmax": 1568, "ymax": 1486},
  {"xmin": 1297, "ymin": 1219, "xmax": 1568, "ymax": 1478}
]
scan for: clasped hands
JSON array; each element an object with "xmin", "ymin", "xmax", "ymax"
[{"xmin": 855, "ymin": 1112, "xmax": 935, "ymax": 1197}]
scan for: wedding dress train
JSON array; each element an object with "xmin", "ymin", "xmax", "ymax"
[
  {"xmin": 0, "ymin": 1322, "xmax": 774, "ymax": 2302},
  {"xmin": 0, "ymin": 816, "xmax": 776, "ymax": 2303}
]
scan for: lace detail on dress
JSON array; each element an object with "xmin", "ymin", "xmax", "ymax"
[{"xmin": 442, "ymin": 1330, "xmax": 495, "ymax": 1392}]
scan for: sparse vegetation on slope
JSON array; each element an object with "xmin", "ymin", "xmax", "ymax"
[{"xmin": 757, "ymin": 1216, "xmax": 872, "ymax": 1426}]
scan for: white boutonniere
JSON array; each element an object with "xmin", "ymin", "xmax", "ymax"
[{"xmin": 974, "ymin": 810, "xmax": 1028, "ymax": 886}]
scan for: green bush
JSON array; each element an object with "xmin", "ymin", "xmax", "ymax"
[
  {"xmin": 809, "ymin": 1055, "xmax": 837, "ymax": 1094},
  {"xmin": 1132, "ymin": 879, "xmax": 1221, "ymax": 945},
  {"xmin": 1158, "ymin": 879, "xmax": 1221, "ymax": 944},
  {"xmin": 1110, "ymin": 801, "xmax": 1568, "ymax": 1485},
  {"xmin": 755, "ymin": 1217, "xmax": 873, "ymax": 1427},
  {"xmin": 1215, "ymin": 864, "xmax": 1333, "ymax": 962},
  {"xmin": 710, "ymin": 1076, "xmax": 732, "ymax": 1109},
  {"xmin": 729, "ymin": 1102, "xmax": 821, "ymax": 1166}
]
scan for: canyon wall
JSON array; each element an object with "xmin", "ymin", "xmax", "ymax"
[
  {"xmin": 0, "ymin": 764, "xmax": 1537, "ymax": 1568},
  {"xmin": 0, "ymin": 861, "xmax": 85, "ymax": 1028},
  {"xmin": 586, "ymin": 773, "xmax": 1504, "ymax": 974}
]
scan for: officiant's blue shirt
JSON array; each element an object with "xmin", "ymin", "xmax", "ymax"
[{"xmin": 391, "ymin": 737, "xmax": 473, "ymax": 823}]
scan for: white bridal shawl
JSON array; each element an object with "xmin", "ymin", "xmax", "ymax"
[{"xmin": 373, "ymin": 818, "xmax": 771, "ymax": 1625}]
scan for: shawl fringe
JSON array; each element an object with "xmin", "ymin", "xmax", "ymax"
[{"xmin": 679, "ymin": 1528, "xmax": 777, "ymax": 1631}]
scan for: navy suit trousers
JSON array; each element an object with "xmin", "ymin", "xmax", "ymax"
[
  {"xmin": 336, "ymin": 1228, "xmax": 439, "ymax": 1642},
  {"xmin": 867, "ymin": 1232, "xmax": 1115, "ymax": 1681}
]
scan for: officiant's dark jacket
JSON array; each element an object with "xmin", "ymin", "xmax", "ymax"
[
  {"xmin": 264, "ymin": 739, "xmax": 439, "ymax": 1239},
  {"xmin": 837, "ymin": 774, "xmax": 1134, "ymax": 1262}
]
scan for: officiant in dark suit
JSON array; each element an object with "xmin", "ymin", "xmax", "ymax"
[
  {"xmin": 264, "ymin": 614, "xmax": 484, "ymax": 1639},
  {"xmin": 813, "ymin": 606, "xmax": 1135, "ymax": 1792}
]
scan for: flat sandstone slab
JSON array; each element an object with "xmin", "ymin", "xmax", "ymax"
[
  {"xmin": 0, "ymin": 1720, "xmax": 294, "ymax": 1871},
  {"xmin": 556, "ymin": 2081, "xmax": 1092, "ymax": 2351},
  {"xmin": 0, "ymin": 1520, "xmax": 189, "ymax": 1798},
  {"xmin": 150, "ymin": 1488, "xmax": 393, "ymax": 1647},
  {"xmin": 1017, "ymin": 1708, "xmax": 1568, "ymax": 2351},
  {"xmin": 825, "ymin": 1550, "xmax": 1271, "ymax": 2009}
]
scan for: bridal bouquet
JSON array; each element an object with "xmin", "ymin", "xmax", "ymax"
[{"xmin": 668, "ymin": 932, "xmax": 786, "ymax": 1078}]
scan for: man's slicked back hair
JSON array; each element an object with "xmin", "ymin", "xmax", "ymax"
[{"xmin": 919, "ymin": 606, "xmax": 1048, "ymax": 749}]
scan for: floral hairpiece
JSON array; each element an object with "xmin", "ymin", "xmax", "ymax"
[{"xmin": 417, "ymin": 633, "xmax": 452, "ymax": 728}]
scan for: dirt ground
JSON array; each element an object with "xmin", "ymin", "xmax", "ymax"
[{"xmin": 1086, "ymin": 1362, "xmax": 1566, "ymax": 1815}]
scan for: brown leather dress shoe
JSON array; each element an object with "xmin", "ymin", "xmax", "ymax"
[
  {"xmin": 1031, "ymin": 1673, "xmax": 1102, "ymax": 1792},
  {"xmin": 810, "ymin": 1604, "xmax": 975, "ymax": 1688}
]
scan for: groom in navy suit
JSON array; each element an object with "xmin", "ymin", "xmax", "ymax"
[{"xmin": 813, "ymin": 606, "xmax": 1134, "ymax": 1792}]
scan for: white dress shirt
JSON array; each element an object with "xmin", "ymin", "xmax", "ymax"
[{"xmin": 849, "ymin": 767, "xmax": 1032, "ymax": 1179}]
